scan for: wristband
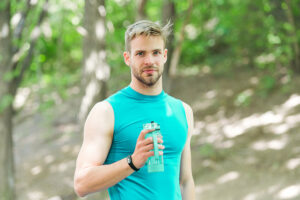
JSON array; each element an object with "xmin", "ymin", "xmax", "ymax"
[{"xmin": 127, "ymin": 155, "xmax": 140, "ymax": 171}]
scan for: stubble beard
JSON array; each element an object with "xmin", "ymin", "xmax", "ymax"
[{"xmin": 132, "ymin": 66, "xmax": 163, "ymax": 87}]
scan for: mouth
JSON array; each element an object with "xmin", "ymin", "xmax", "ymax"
[{"xmin": 143, "ymin": 68, "xmax": 157, "ymax": 74}]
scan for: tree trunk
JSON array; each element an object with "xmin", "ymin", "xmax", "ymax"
[
  {"xmin": 271, "ymin": 0, "xmax": 286, "ymax": 21},
  {"xmin": 136, "ymin": 0, "xmax": 148, "ymax": 21},
  {"xmin": 161, "ymin": 0, "xmax": 175, "ymax": 93},
  {"xmin": 0, "ymin": 1, "xmax": 15, "ymax": 199},
  {"xmin": 285, "ymin": 0, "xmax": 300, "ymax": 72},
  {"xmin": 79, "ymin": 0, "xmax": 110, "ymax": 122},
  {"xmin": 0, "ymin": 1, "xmax": 48, "ymax": 199},
  {"xmin": 0, "ymin": 105, "xmax": 14, "ymax": 200},
  {"xmin": 169, "ymin": 0, "xmax": 193, "ymax": 78},
  {"xmin": 270, "ymin": 0, "xmax": 300, "ymax": 72}
]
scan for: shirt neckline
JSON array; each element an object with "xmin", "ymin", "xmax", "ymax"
[{"xmin": 123, "ymin": 85, "xmax": 166, "ymax": 101}]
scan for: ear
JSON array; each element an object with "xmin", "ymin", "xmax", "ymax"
[
  {"xmin": 123, "ymin": 51, "xmax": 131, "ymax": 66},
  {"xmin": 163, "ymin": 49, "xmax": 168, "ymax": 64}
]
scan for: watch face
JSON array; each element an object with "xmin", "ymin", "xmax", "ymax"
[{"xmin": 127, "ymin": 156, "xmax": 131, "ymax": 164}]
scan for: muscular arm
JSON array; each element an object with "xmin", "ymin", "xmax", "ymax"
[
  {"xmin": 74, "ymin": 101, "xmax": 134, "ymax": 197},
  {"xmin": 180, "ymin": 102, "xmax": 196, "ymax": 200},
  {"xmin": 74, "ymin": 101, "xmax": 160, "ymax": 197}
]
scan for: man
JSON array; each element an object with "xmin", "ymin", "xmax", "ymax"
[{"xmin": 74, "ymin": 20, "xmax": 195, "ymax": 199}]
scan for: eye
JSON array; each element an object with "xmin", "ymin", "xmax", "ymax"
[
  {"xmin": 136, "ymin": 52, "xmax": 144, "ymax": 56},
  {"xmin": 153, "ymin": 50, "xmax": 161, "ymax": 55}
]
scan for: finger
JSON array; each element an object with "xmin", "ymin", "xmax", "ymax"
[
  {"xmin": 141, "ymin": 137, "xmax": 163, "ymax": 147},
  {"xmin": 144, "ymin": 150, "xmax": 163, "ymax": 158},
  {"xmin": 137, "ymin": 129, "xmax": 155, "ymax": 141},
  {"xmin": 141, "ymin": 137, "xmax": 153, "ymax": 146},
  {"xmin": 157, "ymin": 138, "xmax": 163, "ymax": 144},
  {"xmin": 140, "ymin": 144, "xmax": 154, "ymax": 152},
  {"xmin": 140, "ymin": 137, "xmax": 163, "ymax": 148},
  {"xmin": 142, "ymin": 144, "xmax": 164, "ymax": 152},
  {"xmin": 145, "ymin": 151, "xmax": 155, "ymax": 158},
  {"xmin": 136, "ymin": 137, "xmax": 153, "ymax": 149}
]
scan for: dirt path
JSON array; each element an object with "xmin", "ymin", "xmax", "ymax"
[
  {"xmin": 172, "ymin": 69, "xmax": 300, "ymax": 200},
  {"xmin": 14, "ymin": 69, "xmax": 300, "ymax": 200}
]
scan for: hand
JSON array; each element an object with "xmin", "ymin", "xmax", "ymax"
[{"xmin": 131, "ymin": 129, "xmax": 164, "ymax": 169}]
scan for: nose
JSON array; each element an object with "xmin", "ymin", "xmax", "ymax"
[{"xmin": 144, "ymin": 54, "xmax": 154, "ymax": 66}]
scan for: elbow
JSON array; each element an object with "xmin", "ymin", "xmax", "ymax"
[
  {"xmin": 74, "ymin": 170, "xmax": 107, "ymax": 197},
  {"xmin": 180, "ymin": 175, "xmax": 188, "ymax": 186},
  {"xmin": 74, "ymin": 173, "xmax": 89, "ymax": 197},
  {"xmin": 180, "ymin": 174, "xmax": 194, "ymax": 187},
  {"xmin": 74, "ymin": 179, "xmax": 87, "ymax": 197}
]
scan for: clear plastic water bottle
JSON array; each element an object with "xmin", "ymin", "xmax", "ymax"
[{"xmin": 143, "ymin": 121, "xmax": 164, "ymax": 173}]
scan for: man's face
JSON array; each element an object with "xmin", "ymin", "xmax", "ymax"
[{"xmin": 124, "ymin": 35, "xmax": 167, "ymax": 87}]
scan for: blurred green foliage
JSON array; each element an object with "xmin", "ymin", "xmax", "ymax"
[
  {"xmin": 9, "ymin": 0, "xmax": 299, "ymax": 110},
  {"xmin": 234, "ymin": 89, "xmax": 253, "ymax": 107},
  {"xmin": 0, "ymin": 95, "xmax": 14, "ymax": 113},
  {"xmin": 199, "ymin": 143, "xmax": 216, "ymax": 158}
]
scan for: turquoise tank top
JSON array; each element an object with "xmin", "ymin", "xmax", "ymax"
[{"xmin": 104, "ymin": 86, "xmax": 188, "ymax": 200}]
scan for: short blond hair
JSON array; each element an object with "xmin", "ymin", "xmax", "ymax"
[{"xmin": 125, "ymin": 20, "xmax": 172, "ymax": 52}]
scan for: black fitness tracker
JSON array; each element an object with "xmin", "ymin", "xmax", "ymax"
[{"xmin": 127, "ymin": 155, "xmax": 140, "ymax": 171}]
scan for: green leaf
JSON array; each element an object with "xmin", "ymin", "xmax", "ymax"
[
  {"xmin": 234, "ymin": 89, "xmax": 253, "ymax": 107},
  {"xmin": 268, "ymin": 34, "xmax": 281, "ymax": 44}
]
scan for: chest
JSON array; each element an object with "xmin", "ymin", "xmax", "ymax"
[{"xmin": 112, "ymin": 100, "xmax": 188, "ymax": 156}]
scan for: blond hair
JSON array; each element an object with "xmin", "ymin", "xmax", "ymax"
[{"xmin": 125, "ymin": 20, "xmax": 172, "ymax": 52}]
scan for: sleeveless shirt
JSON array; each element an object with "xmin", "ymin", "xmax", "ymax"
[{"xmin": 104, "ymin": 86, "xmax": 188, "ymax": 200}]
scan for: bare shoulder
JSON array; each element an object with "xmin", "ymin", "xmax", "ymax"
[
  {"xmin": 182, "ymin": 101, "xmax": 193, "ymax": 116},
  {"xmin": 84, "ymin": 101, "xmax": 114, "ymax": 139},
  {"xmin": 85, "ymin": 101, "xmax": 114, "ymax": 124},
  {"xmin": 181, "ymin": 101, "xmax": 194, "ymax": 136},
  {"xmin": 182, "ymin": 101, "xmax": 194, "ymax": 122},
  {"xmin": 76, "ymin": 101, "xmax": 114, "ymax": 170}
]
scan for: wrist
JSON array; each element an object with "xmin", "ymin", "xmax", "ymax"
[{"xmin": 127, "ymin": 155, "xmax": 140, "ymax": 171}]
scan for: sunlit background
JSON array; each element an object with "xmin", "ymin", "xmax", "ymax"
[{"xmin": 1, "ymin": 0, "xmax": 300, "ymax": 199}]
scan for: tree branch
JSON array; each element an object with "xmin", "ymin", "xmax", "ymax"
[
  {"xmin": 136, "ymin": 0, "xmax": 148, "ymax": 20},
  {"xmin": 10, "ymin": 0, "xmax": 49, "ymax": 95},
  {"xmin": 169, "ymin": 0, "xmax": 193, "ymax": 77},
  {"xmin": 13, "ymin": 0, "xmax": 32, "ymax": 44},
  {"xmin": 10, "ymin": 0, "xmax": 34, "ymax": 72}
]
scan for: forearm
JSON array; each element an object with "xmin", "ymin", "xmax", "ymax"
[
  {"xmin": 74, "ymin": 157, "xmax": 134, "ymax": 197},
  {"xmin": 181, "ymin": 178, "xmax": 195, "ymax": 200}
]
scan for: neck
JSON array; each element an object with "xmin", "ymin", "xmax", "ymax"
[{"xmin": 129, "ymin": 77, "xmax": 163, "ymax": 95}]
